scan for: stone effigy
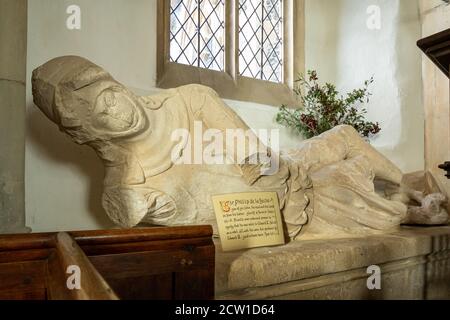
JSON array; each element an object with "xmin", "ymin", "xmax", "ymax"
[{"xmin": 32, "ymin": 56, "xmax": 449, "ymax": 240}]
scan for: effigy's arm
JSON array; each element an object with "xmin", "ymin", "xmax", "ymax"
[
  {"xmin": 176, "ymin": 85, "xmax": 251, "ymax": 132},
  {"xmin": 101, "ymin": 185, "xmax": 177, "ymax": 228}
]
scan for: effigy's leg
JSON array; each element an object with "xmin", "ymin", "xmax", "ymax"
[
  {"xmin": 279, "ymin": 127, "xmax": 356, "ymax": 239},
  {"xmin": 295, "ymin": 126, "xmax": 448, "ymax": 237},
  {"xmin": 283, "ymin": 125, "xmax": 403, "ymax": 190},
  {"xmin": 403, "ymin": 193, "xmax": 449, "ymax": 225},
  {"xmin": 282, "ymin": 125, "xmax": 407, "ymax": 239},
  {"xmin": 300, "ymin": 155, "xmax": 408, "ymax": 239},
  {"xmin": 317, "ymin": 125, "xmax": 403, "ymax": 184}
]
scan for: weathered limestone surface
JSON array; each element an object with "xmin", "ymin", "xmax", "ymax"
[
  {"xmin": 0, "ymin": 0, "xmax": 29, "ymax": 234},
  {"xmin": 216, "ymin": 226, "xmax": 450, "ymax": 300}
]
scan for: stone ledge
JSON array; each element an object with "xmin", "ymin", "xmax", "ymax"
[{"xmin": 215, "ymin": 226, "xmax": 450, "ymax": 300}]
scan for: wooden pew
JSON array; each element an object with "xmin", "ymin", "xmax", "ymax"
[{"xmin": 0, "ymin": 226, "xmax": 215, "ymax": 300}]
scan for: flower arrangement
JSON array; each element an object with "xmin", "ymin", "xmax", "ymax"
[{"xmin": 276, "ymin": 70, "xmax": 381, "ymax": 139}]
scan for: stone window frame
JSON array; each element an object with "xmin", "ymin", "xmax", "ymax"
[{"xmin": 156, "ymin": 0, "xmax": 305, "ymax": 106}]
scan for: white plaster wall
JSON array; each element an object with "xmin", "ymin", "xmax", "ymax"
[
  {"xmin": 305, "ymin": 0, "xmax": 424, "ymax": 173},
  {"xmin": 26, "ymin": 0, "xmax": 424, "ymax": 232},
  {"xmin": 26, "ymin": 0, "xmax": 157, "ymax": 232}
]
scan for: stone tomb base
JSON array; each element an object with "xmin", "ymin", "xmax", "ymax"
[{"xmin": 215, "ymin": 226, "xmax": 450, "ymax": 300}]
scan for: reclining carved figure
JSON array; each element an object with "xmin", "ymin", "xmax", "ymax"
[{"xmin": 32, "ymin": 56, "xmax": 449, "ymax": 240}]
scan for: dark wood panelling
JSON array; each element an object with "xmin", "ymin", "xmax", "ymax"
[
  {"xmin": 0, "ymin": 226, "xmax": 215, "ymax": 300},
  {"xmin": 174, "ymin": 269, "xmax": 215, "ymax": 300},
  {"xmin": 418, "ymin": 28, "xmax": 450, "ymax": 78},
  {"xmin": 106, "ymin": 273, "xmax": 174, "ymax": 300},
  {"xmin": 0, "ymin": 260, "xmax": 47, "ymax": 300}
]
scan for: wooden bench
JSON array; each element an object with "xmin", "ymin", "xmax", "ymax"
[{"xmin": 0, "ymin": 226, "xmax": 215, "ymax": 300}]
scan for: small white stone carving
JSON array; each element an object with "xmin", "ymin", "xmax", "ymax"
[
  {"xmin": 405, "ymin": 193, "xmax": 448, "ymax": 225},
  {"xmin": 32, "ymin": 56, "xmax": 448, "ymax": 239}
]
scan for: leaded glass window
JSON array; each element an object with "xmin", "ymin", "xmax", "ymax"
[
  {"xmin": 239, "ymin": 0, "xmax": 283, "ymax": 83},
  {"xmin": 159, "ymin": 0, "xmax": 302, "ymax": 106},
  {"xmin": 169, "ymin": 0, "xmax": 225, "ymax": 71}
]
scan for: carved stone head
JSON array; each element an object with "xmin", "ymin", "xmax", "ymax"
[
  {"xmin": 32, "ymin": 56, "xmax": 148, "ymax": 144},
  {"xmin": 32, "ymin": 56, "xmax": 179, "ymax": 228}
]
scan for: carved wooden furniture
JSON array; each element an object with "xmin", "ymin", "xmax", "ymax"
[
  {"xmin": 418, "ymin": 28, "xmax": 450, "ymax": 78},
  {"xmin": 0, "ymin": 226, "xmax": 215, "ymax": 300},
  {"xmin": 418, "ymin": 28, "xmax": 450, "ymax": 178}
]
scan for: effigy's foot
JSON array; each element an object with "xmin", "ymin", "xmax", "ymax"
[{"xmin": 404, "ymin": 193, "xmax": 449, "ymax": 225}]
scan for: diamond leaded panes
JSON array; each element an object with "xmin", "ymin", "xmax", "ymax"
[
  {"xmin": 239, "ymin": 0, "xmax": 283, "ymax": 83},
  {"xmin": 170, "ymin": 0, "xmax": 225, "ymax": 71}
]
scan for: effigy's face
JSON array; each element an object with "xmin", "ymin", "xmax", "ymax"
[
  {"xmin": 91, "ymin": 86, "xmax": 143, "ymax": 134},
  {"xmin": 60, "ymin": 79, "xmax": 149, "ymax": 142},
  {"xmin": 32, "ymin": 56, "xmax": 149, "ymax": 143}
]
